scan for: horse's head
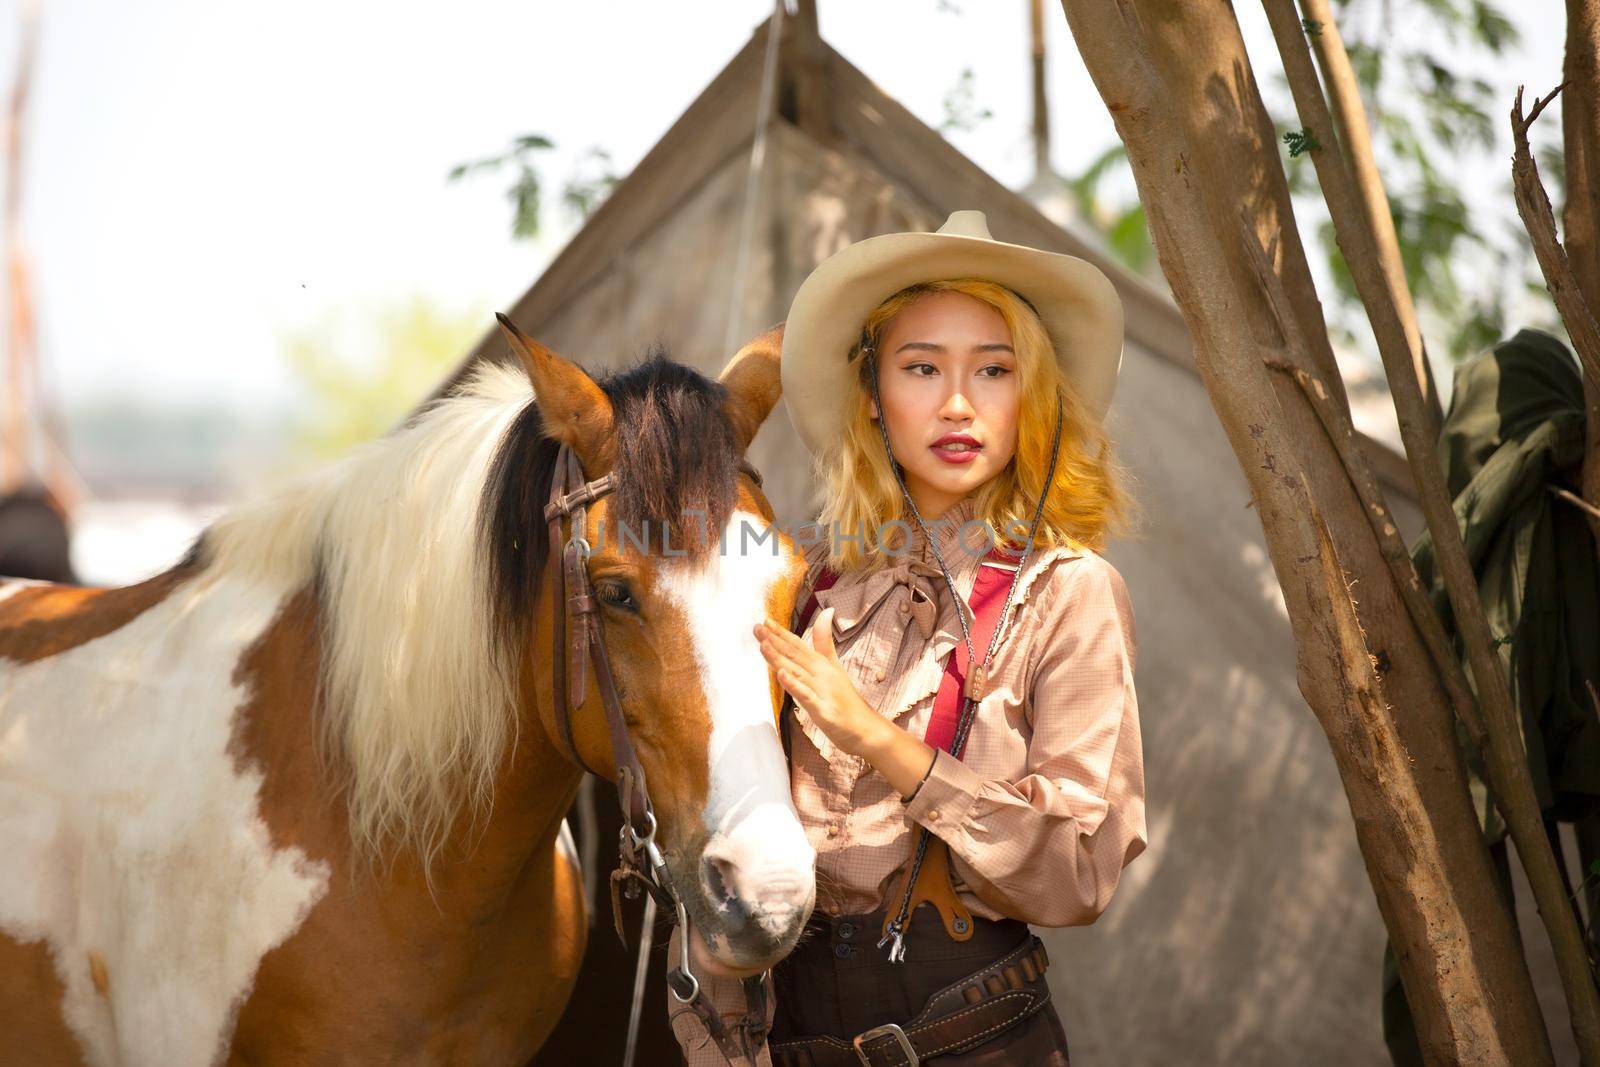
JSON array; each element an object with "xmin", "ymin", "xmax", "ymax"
[{"xmin": 485, "ymin": 317, "xmax": 816, "ymax": 972}]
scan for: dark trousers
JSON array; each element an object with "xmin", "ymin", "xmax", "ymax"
[{"xmin": 770, "ymin": 908, "xmax": 1071, "ymax": 1065}]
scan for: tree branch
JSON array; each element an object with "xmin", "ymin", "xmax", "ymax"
[
  {"xmin": 1245, "ymin": 204, "xmax": 1486, "ymax": 758},
  {"xmin": 1264, "ymin": 0, "xmax": 1600, "ymax": 1053},
  {"xmin": 1512, "ymin": 84, "xmax": 1600, "ymax": 391},
  {"xmin": 1515, "ymin": 79, "xmax": 1600, "ymax": 569},
  {"xmin": 1297, "ymin": 0, "xmax": 1443, "ymax": 435},
  {"xmin": 1059, "ymin": 0, "xmax": 1555, "ymax": 1057}
]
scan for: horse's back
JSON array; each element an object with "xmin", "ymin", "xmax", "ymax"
[
  {"xmin": 0, "ymin": 572, "xmax": 184, "ymax": 666},
  {"xmin": 0, "ymin": 568, "xmax": 332, "ymax": 1067}
]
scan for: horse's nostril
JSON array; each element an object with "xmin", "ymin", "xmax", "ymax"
[{"xmin": 702, "ymin": 854, "xmax": 738, "ymax": 909}]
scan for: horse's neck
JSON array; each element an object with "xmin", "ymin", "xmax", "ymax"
[
  {"xmin": 236, "ymin": 583, "xmax": 582, "ymax": 914},
  {"xmin": 229, "ymin": 589, "xmax": 588, "ymax": 1061}
]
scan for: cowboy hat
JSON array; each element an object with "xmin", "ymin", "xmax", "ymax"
[{"xmin": 779, "ymin": 209, "xmax": 1125, "ymax": 456}]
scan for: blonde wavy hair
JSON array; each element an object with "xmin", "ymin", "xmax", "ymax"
[{"xmin": 815, "ymin": 277, "xmax": 1136, "ymax": 571}]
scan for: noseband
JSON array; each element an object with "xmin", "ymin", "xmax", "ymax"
[{"xmin": 541, "ymin": 442, "xmax": 772, "ymax": 1065}]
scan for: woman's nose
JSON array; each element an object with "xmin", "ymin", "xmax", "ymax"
[{"xmin": 940, "ymin": 388, "xmax": 976, "ymax": 420}]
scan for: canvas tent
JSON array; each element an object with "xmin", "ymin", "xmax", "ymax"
[{"xmin": 435, "ymin": 12, "xmax": 1581, "ymax": 1065}]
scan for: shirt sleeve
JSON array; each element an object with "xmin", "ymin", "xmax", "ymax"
[{"xmin": 900, "ymin": 553, "xmax": 1148, "ymax": 927}]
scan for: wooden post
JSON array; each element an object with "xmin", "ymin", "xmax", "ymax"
[
  {"xmin": 1030, "ymin": 0, "xmax": 1050, "ymax": 179},
  {"xmin": 2, "ymin": 4, "xmax": 39, "ymax": 495},
  {"xmin": 781, "ymin": 0, "xmax": 833, "ymax": 147}
]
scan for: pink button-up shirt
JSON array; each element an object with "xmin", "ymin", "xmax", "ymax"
[{"xmin": 668, "ymin": 494, "xmax": 1147, "ymax": 1062}]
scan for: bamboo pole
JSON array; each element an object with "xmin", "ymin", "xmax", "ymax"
[{"xmin": 1263, "ymin": 3, "xmax": 1600, "ymax": 1057}]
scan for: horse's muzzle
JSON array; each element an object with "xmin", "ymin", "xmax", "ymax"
[{"xmin": 694, "ymin": 804, "xmax": 816, "ymax": 966}]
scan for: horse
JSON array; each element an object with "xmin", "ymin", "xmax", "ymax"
[{"xmin": 0, "ymin": 318, "xmax": 817, "ymax": 1065}]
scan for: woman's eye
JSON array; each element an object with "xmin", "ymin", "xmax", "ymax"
[
  {"xmin": 904, "ymin": 362, "xmax": 937, "ymax": 376},
  {"xmin": 979, "ymin": 365, "xmax": 1012, "ymax": 378},
  {"xmin": 597, "ymin": 583, "xmax": 639, "ymax": 612}
]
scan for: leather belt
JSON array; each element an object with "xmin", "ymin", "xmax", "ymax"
[{"xmin": 769, "ymin": 936, "xmax": 1052, "ymax": 1067}]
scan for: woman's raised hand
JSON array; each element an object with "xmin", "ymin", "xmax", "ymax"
[
  {"xmin": 755, "ymin": 608, "xmax": 879, "ymax": 756},
  {"xmin": 755, "ymin": 608, "xmax": 936, "ymax": 797}
]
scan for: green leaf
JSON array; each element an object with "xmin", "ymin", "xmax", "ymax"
[
  {"xmin": 1283, "ymin": 129, "xmax": 1321, "ymax": 157},
  {"xmin": 1449, "ymin": 304, "xmax": 1506, "ymax": 361},
  {"xmin": 561, "ymin": 146, "xmax": 621, "ymax": 222},
  {"xmin": 1106, "ymin": 204, "xmax": 1151, "ymax": 273},
  {"xmin": 1346, "ymin": 42, "xmax": 1384, "ymax": 93},
  {"xmin": 1070, "ymin": 142, "xmax": 1129, "ymax": 198},
  {"xmin": 445, "ymin": 131, "xmax": 558, "ymax": 240},
  {"xmin": 510, "ymin": 167, "xmax": 542, "ymax": 240},
  {"xmin": 1469, "ymin": 0, "xmax": 1518, "ymax": 50},
  {"xmin": 939, "ymin": 67, "xmax": 992, "ymax": 134}
]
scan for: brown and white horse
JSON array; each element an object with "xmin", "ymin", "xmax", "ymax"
[{"xmin": 0, "ymin": 322, "xmax": 815, "ymax": 1065}]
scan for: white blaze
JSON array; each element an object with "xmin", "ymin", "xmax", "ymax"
[
  {"xmin": 654, "ymin": 510, "xmax": 815, "ymax": 924},
  {"xmin": 0, "ymin": 577, "xmax": 330, "ymax": 1066}
]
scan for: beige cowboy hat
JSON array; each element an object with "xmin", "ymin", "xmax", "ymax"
[{"xmin": 780, "ymin": 209, "xmax": 1125, "ymax": 456}]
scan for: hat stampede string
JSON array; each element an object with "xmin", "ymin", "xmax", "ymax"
[{"xmin": 862, "ymin": 333, "xmax": 1065, "ymax": 962}]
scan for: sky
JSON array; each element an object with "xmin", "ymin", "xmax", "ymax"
[{"xmin": 1, "ymin": 0, "xmax": 1571, "ymax": 420}]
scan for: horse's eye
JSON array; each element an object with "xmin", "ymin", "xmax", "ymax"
[{"xmin": 596, "ymin": 582, "xmax": 639, "ymax": 612}]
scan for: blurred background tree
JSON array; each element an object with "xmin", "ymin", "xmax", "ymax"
[
  {"xmin": 940, "ymin": 67, "xmax": 994, "ymax": 133},
  {"xmin": 448, "ymin": 135, "xmax": 620, "ymax": 240},
  {"xmin": 1058, "ymin": 142, "xmax": 1155, "ymax": 276},
  {"xmin": 283, "ymin": 296, "xmax": 486, "ymax": 459},
  {"xmin": 1054, "ymin": 0, "xmax": 1562, "ymax": 363}
]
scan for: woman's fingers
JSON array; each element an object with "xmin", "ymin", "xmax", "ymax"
[
  {"xmin": 758, "ymin": 619, "xmax": 820, "ymax": 662},
  {"xmin": 756, "ymin": 630, "xmax": 804, "ymax": 674},
  {"xmin": 779, "ymin": 668, "xmax": 820, "ymax": 713},
  {"xmin": 755, "ymin": 623, "xmax": 817, "ymax": 675}
]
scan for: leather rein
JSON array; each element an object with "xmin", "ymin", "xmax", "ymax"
[{"xmin": 540, "ymin": 442, "xmax": 772, "ymax": 1066}]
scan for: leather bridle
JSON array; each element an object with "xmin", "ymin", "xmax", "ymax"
[{"xmin": 541, "ymin": 442, "xmax": 772, "ymax": 1066}]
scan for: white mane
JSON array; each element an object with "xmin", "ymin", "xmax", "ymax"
[{"xmin": 200, "ymin": 361, "xmax": 534, "ymax": 867}]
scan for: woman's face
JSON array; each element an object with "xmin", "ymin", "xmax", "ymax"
[{"xmin": 870, "ymin": 290, "xmax": 1020, "ymax": 519}]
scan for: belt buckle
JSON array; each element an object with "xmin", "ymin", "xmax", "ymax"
[{"xmin": 853, "ymin": 1022, "xmax": 918, "ymax": 1066}]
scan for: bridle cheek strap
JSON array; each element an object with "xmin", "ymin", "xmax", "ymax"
[
  {"xmin": 540, "ymin": 441, "xmax": 772, "ymax": 1067},
  {"xmin": 544, "ymin": 447, "xmax": 593, "ymax": 774}
]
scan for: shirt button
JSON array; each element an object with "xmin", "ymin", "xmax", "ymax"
[
  {"xmin": 898, "ymin": 601, "xmax": 910, "ymax": 614},
  {"xmin": 837, "ymin": 921, "xmax": 856, "ymax": 940},
  {"xmin": 826, "ymin": 821, "xmax": 842, "ymax": 838},
  {"xmin": 833, "ymin": 943, "xmax": 853, "ymax": 959},
  {"xmin": 927, "ymin": 809, "xmax": 941, "ymax": 822},
  {"xmin": 874, "ymin": 669, "xmax": 886, "ymax": 682}
]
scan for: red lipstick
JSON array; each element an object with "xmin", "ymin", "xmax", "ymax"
[{"xmin": 930, "ymin": 432, "xmax": 982, "ymax": 465}]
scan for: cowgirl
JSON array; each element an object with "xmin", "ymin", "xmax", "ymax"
[{"xmin": 669, "ymin": 211, "xmax": 1147, "ymax": 1065}]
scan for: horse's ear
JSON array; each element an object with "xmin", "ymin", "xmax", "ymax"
[
  {"xmin": 496, "ymin": 313, "xmax": 614, "ymax": 472},
  {"xmin": 718, "ymin": 322, "xmax": 784, "ymax": 454}
]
